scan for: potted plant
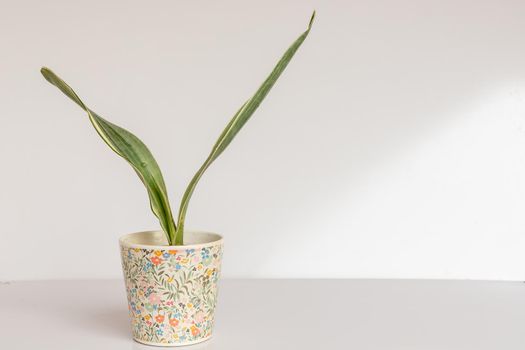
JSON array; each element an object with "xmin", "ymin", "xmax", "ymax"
[{"xmin": 41, "ymin": 12, "xmax": 314, "ymax": 347}]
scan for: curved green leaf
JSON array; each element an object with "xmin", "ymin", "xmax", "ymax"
[
  {"xmin": 40, "ymin": 68, "xmax": 177, "ymax": 244},
  {"xmin": 175, "ymin": 11, "xmax": 315, "ymax": 244}
]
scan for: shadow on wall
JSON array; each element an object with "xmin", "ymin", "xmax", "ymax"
[{"xmin": 198, "ymin": 1, "xmax": 525, "ymax": 276}]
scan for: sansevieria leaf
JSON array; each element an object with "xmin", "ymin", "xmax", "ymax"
[
  {"xmin": 174, "ymin": 12, "xmax": 315, "ymax": 244},
  {"xmin": 40, "ymin": 68, "xmax": 177, "ymax": 244}
]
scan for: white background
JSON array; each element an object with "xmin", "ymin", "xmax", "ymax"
[{"xmin": 1, "ymin": 0, "xmax": 525, "ymax": 281}]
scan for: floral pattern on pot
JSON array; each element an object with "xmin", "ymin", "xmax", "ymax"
[{"xmin": 120, "ymin": 241, "xmax": 223, "ymax": 346}]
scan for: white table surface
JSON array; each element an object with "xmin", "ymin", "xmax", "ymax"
[{"xmin": 1, "ymin": 279, "xmax": 525, "ymax": 349}]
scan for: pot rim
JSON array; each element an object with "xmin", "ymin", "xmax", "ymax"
[{"xmin": 119, "ymin": 230, "xmax": 223, "ymax": 250}]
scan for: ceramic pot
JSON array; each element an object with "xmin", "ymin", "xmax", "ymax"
[{"xmin": 119, "ymin": 230, "xmax": 223, "ymax": 347}]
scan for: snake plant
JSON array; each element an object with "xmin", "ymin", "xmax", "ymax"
[{"xmin": 41, "ymin": 12, "xmax": 314, "ymax": 245}]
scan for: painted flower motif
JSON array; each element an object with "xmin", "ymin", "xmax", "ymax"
[
  {"xmin": 202, "ymin": 256, "xmax": 212, "ymax": 266},
  {"xmin": 121, "ymin": 243, "xmax": 222, "ymax": 345},
  {"xmin": 148, "ymin": 293, "xmax": 160, "ymax": 305},
  {"xmin": 194, "ymin": 311, "xmax": 205, "ymax": 324},
  {"xmin": 143, "ymin": 262, "xmax": 153, "ymax": 271},
  {"xmin": 150, "ymin": 256, "xmax": 162, "ymax": 266}
]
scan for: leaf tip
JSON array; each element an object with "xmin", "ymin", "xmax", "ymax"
[
  {"xmin": 40, "ymin": 66, "xmax": 56, "ymax": 84},
  {"xmin": 40, "ymin": 66, "xmax": 50, "ymax": 76},
  {"xmin": 308, "ymin": 10, "xmax": 316, "ymax": 30}
]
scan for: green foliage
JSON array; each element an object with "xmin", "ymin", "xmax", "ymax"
[
  {"xmin": 41, "ymin": 12, "xmax": 314, "ymax": 245},
  {"xmin": 41, "ymin": 67, "xmax": 177, "ymax": 242}
]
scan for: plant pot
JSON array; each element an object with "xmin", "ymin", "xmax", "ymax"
[{"xmin": 119, "ymin": 230, "xmax": 223, "ymax": 347}]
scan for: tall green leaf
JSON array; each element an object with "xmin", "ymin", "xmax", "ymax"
[
  {"xmin": 40, "ymin": 68, "xmax": 177, "ymax": 244},
  {"xmin": 175, "ymin": 11, "xmax": 315, "ymax": 244}
]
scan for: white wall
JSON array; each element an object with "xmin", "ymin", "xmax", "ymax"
[{"xmin": 1, "ymin": 0, "xmax": 525, "ymax": 281}]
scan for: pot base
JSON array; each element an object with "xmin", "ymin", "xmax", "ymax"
[{"xmin": 133, "ymin": 334, "xmax": 212, "ymax": 347}]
